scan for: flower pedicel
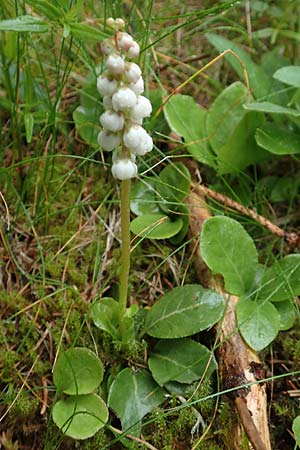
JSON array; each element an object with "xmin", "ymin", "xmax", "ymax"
[{"xmin": 97, "ymin": 18, "xmax": 153, "ymax": 180}]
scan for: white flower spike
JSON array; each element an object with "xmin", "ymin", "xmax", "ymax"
[{"xmin": 97, "ymin": 17, "xmax": 153, "ymax": 180}]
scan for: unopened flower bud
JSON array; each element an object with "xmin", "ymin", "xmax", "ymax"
[
  {"xmin": 101, "ymin": 39, "xmax": 115, "ymax": 55},
  {"xmin": 106, "ymin": 54, "xmax": 125, "ymax": 74},
  {"xmin": 106, "ymin": 17, "xmax": 115, "ymax": 26},
  {"xmin": 98, "ymin": 129, "xmax": 121, "ymax": 151},
  {"xmin": 125, "ymin": 62, "xmax": 142, "ymax": 83},
  {"xmin": 130, "ymin": 95, "xmax": 152, "ymax": 122},
  {"xmin": 128, "ymin": 76, "xmax": 144, "ymax": 95},
  {"xmin": 111, "ymin": 158, "xmax": 138, "ymax": 180},
  {"xmin": 97, "ymin": 75, "xmax": 118, "ymax": 96},
  {"xmin": 123, "ymin": 124, "xmax": 148, "ymax": 149},
  {"xmin": 115, "ymin": 18, "xmax": 125, "ymax": 28},
  {"xmin": 127, "ymin": 41, "xmax": 140, "ymax": 58},
  {"xmin": 100, "ymin": 110, "xmax": 124, "ymax": 132},
  {"xmin": 112, "ymin": 87, "xmax": 137, "ymax": 111},
  {"xmin": 117, "ymin": 32, "xmax": 134, "ymax": 51}
]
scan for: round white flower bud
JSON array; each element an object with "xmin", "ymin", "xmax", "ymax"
[
  {"xmin": 117, "ymin": 32, "xmax": 134, "ymax": 51},
  {"xmin": 101, "ymin": 39, "xmax": 115, "ymax": 55},
  {"xmin": 100, "ymin": 110, "xmax": 124, "ymax": 132},
  {"xmin": 125, "ymin": 62, "xmax": 142, "ymax": 83},
  {"xmin": 97, "ymin": 75, "xmax": 118, "ymax": 96},
  {"xmin": 130, "ymin": 95, "xmax": 152, "ymax": 122},
  {"xmin": 111, "ymin": 158, "xmax": 138, "ymax": 180},
  {"xmin": 97, "ymin": 130, "xmax": 121, "ymax": 151},
  {"xmin": 127, "ymin": 41, "xmax": 140, "ymax": 58},
  {"xmin": 103, "ymin": 95, "xmax": 113, "ymax": 110},
  {"xmin": 128, "ymin": 76, "xmax": 144, "ymax": 95},
  {"xmin": 106, "ymin": 54, "xmax": 125, "ymax": 74},
  {"xmin": 132, "ymin": 132, "xmax": 153, "ymax": 155},
  {"xmin": 106, "ymin": 17, "xmax": 115, "ymax": 26},
  {"xmin": 115, "ymin": 18, "xmax": 125, "ymax": 28},
  {"xmin": 112, "ymin": 87, "xmax": 137, "ymax": 111},
  {"xmin": 123, "ymin": 125, "xmax": 148, "ymax": 149}
]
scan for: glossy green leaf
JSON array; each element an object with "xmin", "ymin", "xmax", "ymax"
[
  {"xmin": 206, "ymin": 33, "xmax": 271, "ymax": 99},
  {"xmin": 200, "ymin": 217, "xmax": 258, "ymax": 295},
  {"xmin": 69, "ymin": 23, "xmax": 109, "ymax": 41},
  {"xmin": 164, "ymin": 94, "xmax": 215, "ymax": 167},
  {"xmin": 292, "ymin": 416, "xmax": 300, "ymax": 446},
  {"xmin": 53, "ymin": 348, "xmax": 103, "ymax": 395},
  {"xmin": 0, "ymin": 16, "xmax": 49, "ymax": 32},
  {"xmin": 91, "ymin": 298, "xmax": 122, "ymax": 338},
  {"xmin": 156, "ymin": 163, "xmax": 191, "ymax": 206},
  {"xmin": 130, "ymin": 180, "xmax": 160, "ymax": 216},
  {"xmin": 244, "ymin": 102, "xmax": 300, "ymax": 117},
  {"xmin": 144, "ymin": 284, "xmax": 224, "ymax": 338},
  {"xmin": 73, "ymin": 106, "xmax": 100, "ymax": 147},
  {"xmin": 24, "ymin": 113, "xmax": 34, "ymax": 144},
  {"xmin": 149, "ymin": 338, "xmax": 217, "ymax": 386},
  {"xmin": 108, "ymin": 368, "xmax": 165, "ymax": 436},
  {"xmin": 207, "ymin": 82, "xmax": 250, "ymax": 152},
  {"xmin": 258, "ymin": 255, "xmax": 300, "ymax": 302},
  {"xmin": 237, "ymin": 298, "xmax": 280, "ymax": 351},
  {"xmin": 52, "ymin": 394, "xmax": 108, "ymax": 439},
  {"xmin": 273, "ymin": 66, "xmax": 300, "ymax": 87},
  {"xmin": 130, "ymin": 213, "xmax": 183, "ymax": 240},
  {"xmin": 255, "ymin": 122, "xmax": 300, "ymax": 155},
  {"xmin": 274, "ymin": 301, "xmax": 296, "ymax": 331}
]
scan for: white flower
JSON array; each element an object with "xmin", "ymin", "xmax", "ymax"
[
  {"xmin": 117, "ymin": 32, "xmax": 134, "ymax": 51},
  {"xmin": 123, "ymin": 125, "xmax": 153, "ymax": 155},
  {"xmin": 128, "ymin": 76, "xmax": 144, "ymax": 95},
  {"xmin": 125, "ymin": 62, "xmax": 142, "ymax": 83},
  {"xmin": 111, "ymin": 158, "xmax": 138, "ymax": 180},
  {"xmin": 103, "ymin": 95, "xmax": 113, "ymax": 110},
  {"xmin": 112, "ymin": 87, "xmax": 137, "ymax": 111},
  {"xmin": 127, "ymin": 41, "xmax": 140, "ymax": 58},
  {"xmin": 100, "ymin": 110, "xmax": 124, "ymax": 132},
  {"xmin": 132, "ymin": 132, "xmax": 153, "ymax": 155},
  {"xmin": 101, "ymin": 39, "xmax": 114, "ymax": 55},
  {"xmin": 97, "ymin": 130, "xmax": 121, "ymax": 151},
  {"xmin": 106, "ymin": 54, "xmax": 125, "ymax": 74},
  {"xmin": 115, "ymin": 18, "xmax": 125, "ymax": 28},
  {"xmin": 97, "ymin": 75, "xmax": 118, "ymax": 96},
  {"xmin": 123, "ymin": 124, "xmax": 148, "ymax": 149},
  {"xmin": 130, "ymin": 95, "xmax": 152, "ymax": 122}
]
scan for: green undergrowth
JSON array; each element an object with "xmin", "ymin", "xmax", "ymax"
[{"xmin": 1, "ymin": 0, "xmax": 300, "ymax": 449}]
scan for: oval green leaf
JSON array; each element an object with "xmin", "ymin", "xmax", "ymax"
[
  {"xmin": 255, "ymin": 122, "xmax": 300, "ymax": 155},
  {"xmin": 91, "ymin": 298, "xmax": 122, "ymax": 339},
  {"xmin": 164, "ymin": 94, "xmax": 214, "ymax": 167},
  {"xmin": 237, "ymin": 297, "xmax": 280, "ymax": 351},
  {"xmin": 52, "ymin": 394, "xmax": 108, "ymax": 439},
  {"xmin": 273, "ymin": 66, "xmax": 300, "ymax": 87},
  {"xmin": 144, "ymin": 284, "xmax": 224, "ymax": 338},
  {"xmin": 149, "ymin": 338, "xmax": 217, "ymax": 386},
  {"xmin": 258, "ymin": 254, "xmax": 300, "ymax": 302},
  {"xmin": 53, "ymin": 347, "xmax": 103, "ymax": 395},
  {"xmin": 108, "ymin": 368, "xmax": 165, "ymax": 436},
  {"xmin": 200, "ymin": 216, "xmax": 258, "ymax": 296},
  {"xmin": 292, "ymin": 416, "xmax": 300, "ymax": 447},
  {"xmin": 244, "ymin": 102, "xmax": 300, "ymax": 117},
  {"xmin": 156, "ymin": 162, "xmax": 191, "ymax": 207},
  {"xmin": 130, "ymin": 179, "xmax": 160, "ymax": 216},
  {"xmin": 274, "ymin": 300, "xmax": 296, "ymax": 331},
  {"xmin": 130, "ymin": 213, "xmax": 183, "ymax": 240}
]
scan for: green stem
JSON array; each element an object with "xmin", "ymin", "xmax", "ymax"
[{"xmin": 119, "ymin": 178, "xmax": 131, "ymax": 313}]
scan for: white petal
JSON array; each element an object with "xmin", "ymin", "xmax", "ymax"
[
  {"xmin": 127, "ymin": 41, "xmax": 140, "ymax": 58},
  {"xmin": 97, "ymin": 130, "xmax": 121, "ymax": 151},
  {"xmin": 97, "ymin": 75, "xmax": 118, "ymax": 96},
  {"xmin": 111, "ymin": 158, "xmax": 138, "ymax": 180},
  {"xmin": 130, "ymin": 95, "xmax": 152, "ymax": 121},
  {"xmin": 106, "ymin": 54, "xmax": 125, "ymax": 74},
  {"xmin": 128, "ymin": 76, "xmax": 144, "ymax": 95},
  {"xmin": 100, "ymin": 110, "xmax": 124, "ymax": 132},
  {"xmin": 125, "ymin": 62, "xmax": 142, "ymax": 83},
  {"xmin": 112, "ymin": 87, "xmax": 137, "ymax": 111}
]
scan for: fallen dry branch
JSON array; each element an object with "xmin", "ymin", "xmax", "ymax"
[
  {"xmin": 187, "ymin": 187, "xmax": 271, "ymax": 450},
  {"xmin": 193, "ymin": 183, "xmax": 299, "ymax": 249}
]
